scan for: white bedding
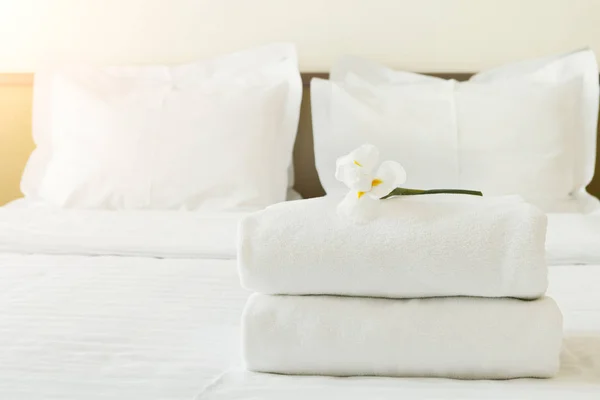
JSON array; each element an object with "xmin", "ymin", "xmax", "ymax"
[
  {"xmin": 546, "ymin": 212, "xmax": 600, "ymax": 265},
  {"xmin": 0, "ymin": 256, "xmax": 598, "ymax": 400},
  {"xmin": 0, "ymin": 206, "xmax": 246, "ymax": 259},
  {"xmin": 3, "ymin": 198, "xmax": 599, "ymax": 265},
  {"xmin": 0, "ymin": 205, "xmax": 599, "ymax": 399},
  {"xmin": 199, "ymin": 265, "xmax": 600, "ymax": 400}
]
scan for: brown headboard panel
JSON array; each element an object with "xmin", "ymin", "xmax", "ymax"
[{"xmin": 293, "ymin": 73, "xmax": 600, "ymax": 200}]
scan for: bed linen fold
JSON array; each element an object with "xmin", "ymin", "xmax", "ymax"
[
  {"xmin": 0, "ymin": 207, "xmax": 246, "ymax": 258},
  {"xmin": 239, "ymin": 195, "xmax": 548, "ymax": 298},
  {"xmin": 242, "ymin": 294, "xmax": 563, "ymax": 379}
]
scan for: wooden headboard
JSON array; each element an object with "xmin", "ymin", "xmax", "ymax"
[
  {"xmin": 293, "ymin": 72, "xmax": 600, "ymax": 200},
  {"xmin": 0, "ymin": 72, "xmax": 599, "ymax": 205}
]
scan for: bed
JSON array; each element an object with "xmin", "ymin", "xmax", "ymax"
[
  {"xmin": 0, "ymin": 209, "xmax": 599, "ymax": 400},
  {"xmin": 1, "ymin": 68, "xmax": 600, "ymax": 399}
]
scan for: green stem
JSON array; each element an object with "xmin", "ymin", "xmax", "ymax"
[{"xmin": 381, "ymin": 187, "xmax": 483, "ymax": 200}]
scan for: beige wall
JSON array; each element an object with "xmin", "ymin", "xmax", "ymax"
[
  {"xmin": 0, "ymin": 0, "xmax": 599, "ymax": 72},
  {"xmin": 0, "ymin": 77, "xmax": 33, "ymax": 205}
]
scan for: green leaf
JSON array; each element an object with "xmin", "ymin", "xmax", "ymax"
[{"xmin": 382, "ymin": 188, "xmax": 483, "ymax": 200}]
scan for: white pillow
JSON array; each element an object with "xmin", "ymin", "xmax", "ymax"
[
  {"xmin": 22, "ymin": 44, "xmax": 302, "ymax": 210},
  {"xmin": 312, "ymin": 76, "xmax": 460, "ymax": 191},
  {"xmin": 313, "ymin": 50, "xmax": 599, "ymax": 212},
  {"xmin": 470, "ymin": 49, "xmax": 599, "ymax": 209},
  {"xmin": 330, "ymin": 55, "xmax": 444, "ymax": 85},
  {"xmin": 455, "ymin": 79, "xmax": 578, "ymax": 201}
]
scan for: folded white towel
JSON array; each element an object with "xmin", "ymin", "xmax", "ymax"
[
  {"xmin": 238, "ymin": 195, "xmax": 548, "ymax": 299},
  {"xmin": 242, "ymin": 294, "xmax": 563, "ymax": 379}
]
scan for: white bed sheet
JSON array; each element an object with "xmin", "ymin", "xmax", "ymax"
[
  {"xmin": 546, "ymin": 212, "xmax": 600, "ymax": 265},
  {"xmin": 0, "ymin": 205, "xmax": 246, "ymax": 259},
  {"xmin": 0, "ymin": 255, "xmax": 599, "ymax": 400},
  {"xmin": 2, "ymin": 199, "xmax": 600, "ymax": 265},
  {"xmin": 0, "ymin": 201, "xmax": 599, "ymax": 399},
  {"xmin": 0, "ymin": 255, "xmax": 248, "ymax": 400}
]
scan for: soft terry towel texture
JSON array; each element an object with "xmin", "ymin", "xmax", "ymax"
[
  {"xmin": 238, "ymin": 195, "xmax": 548, "ymax": 299},
  {"xmin": 242, "ymin": 294, "xmax": 563, "ymax": 379}
]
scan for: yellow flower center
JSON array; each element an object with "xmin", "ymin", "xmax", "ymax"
[{"xmin": 357, "ymin": 179, "xmax": 383, "ymax": 198}]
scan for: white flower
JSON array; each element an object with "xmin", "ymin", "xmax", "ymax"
[{"xmin": 335, "ymin": 144, "xmax": 406, "ymax": 223}]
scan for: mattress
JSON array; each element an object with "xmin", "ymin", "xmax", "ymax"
[{"xmin": 0, "ymin": 204, "xmax": 599, "ymax": 399}]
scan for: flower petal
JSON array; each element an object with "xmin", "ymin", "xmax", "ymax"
[
  {"xmin": 370, "ymin": 161, "xmax": 407, "ymax": 198},
  {"xmin": 337, "ymin": 191, "xmax": 381, "ymax": 224},
  {"xmin": 335, "ymin": 154, "xmax": 354, "ymax": 182},
  {"xmin": 348, "ymin": 144, "xmax": 379, "ymax": 173},
  {"xmin": 335, "ymin": 155, "xmax": 374, "ymax": 192}
]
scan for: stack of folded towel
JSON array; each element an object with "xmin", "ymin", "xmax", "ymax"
[{"xmin": 238, "ymin": 195, "xmax": 563, "ymax": 379}]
